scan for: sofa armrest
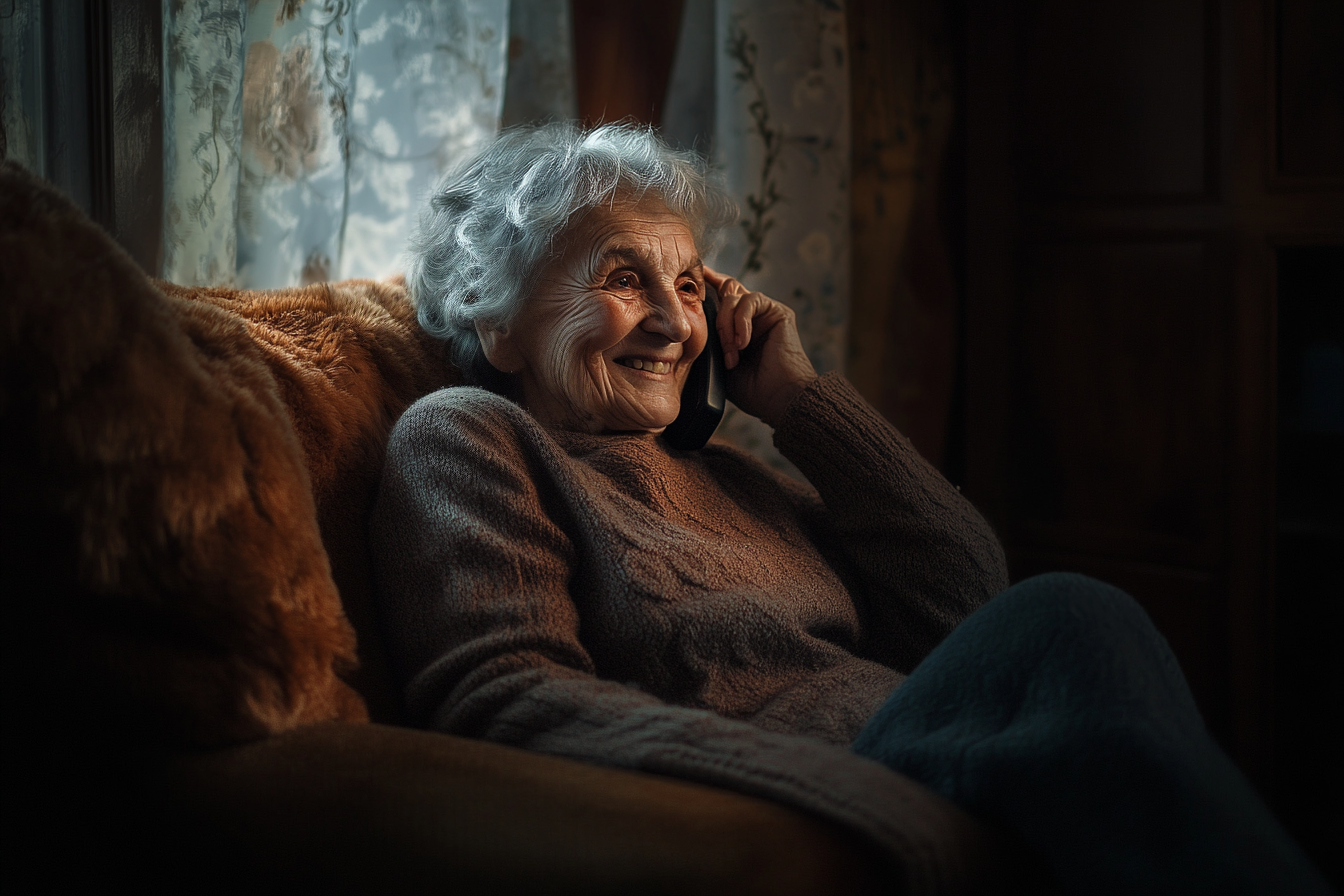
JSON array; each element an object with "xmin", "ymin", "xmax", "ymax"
[{"xmin": 157, "ymin": 721, "xmax": 893, "ymax": 895}]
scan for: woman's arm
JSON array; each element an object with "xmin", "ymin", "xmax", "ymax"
[
  {"xmin": 703, "ymin": 268, "xmax": 1007, "ymax": 672},
  {"xmin": 773, "ymin": 374, "xmax": 1008, "ymax": 672},
  {"xmin": 368, "ymin": 389, "xmax": 983, "ymax": 883}
]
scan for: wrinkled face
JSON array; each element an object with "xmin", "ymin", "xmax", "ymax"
[{"xmin": 482, "ymin": 195, "xmax": 708, "ymax": 435}]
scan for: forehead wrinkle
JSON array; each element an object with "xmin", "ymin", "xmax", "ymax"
[
  {"xmin": 591, "ymin": 238, "xmax": 701, "ymax": 276},
  {"xmin": 560, "ymin": 199, "xmax": 702, "ymax": 278}
]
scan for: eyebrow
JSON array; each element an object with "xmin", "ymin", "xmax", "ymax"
[{"xmin": 596, "ymin": 245, "xmax": 703, "ymax": 275}]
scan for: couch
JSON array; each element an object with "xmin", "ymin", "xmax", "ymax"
[{"xmin": 0, "ymin": 160, "xmax": 1046, "ymax": 894}]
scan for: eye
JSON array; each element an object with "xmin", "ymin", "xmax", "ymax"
[
  {"xmin": 609, "ymin": 272, "xmax": 640, "ymax": 290},
  {"xmin": 679, "ymin": 280, "xmax": 702, "ymax": 299}
]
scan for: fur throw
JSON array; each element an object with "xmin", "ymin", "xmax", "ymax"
[
  {"xmin": 157, "ymin": 278, "xmax": 451, "ymax": 515},
  {"xmin": 154, "ymin": 279, "xmax": 455, "ymax": 722},
  {"xmin": 1, "ymin": 160, "xmax": 447, "ymax": 746}
]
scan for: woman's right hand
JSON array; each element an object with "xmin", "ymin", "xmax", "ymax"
[{"xmin": 703, "ymin": 266, "xmax": 819, "ymax": 429}]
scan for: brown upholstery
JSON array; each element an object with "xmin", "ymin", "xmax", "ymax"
[{"xmin": 162, "ymin": 722, "xmax": 897, "ymax": 895}]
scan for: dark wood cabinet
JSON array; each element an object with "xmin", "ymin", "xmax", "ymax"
[{"xmin": 962, "ymin": 1, "xmax": 1342, "ymax": 879}]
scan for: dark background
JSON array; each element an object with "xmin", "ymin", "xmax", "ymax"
[{"xmin": 6, "ymin": 0, "xmax": 1341, "ymax": 888}]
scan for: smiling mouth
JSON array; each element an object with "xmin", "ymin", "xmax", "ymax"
[{"xmin": 616, "ymin": 358, "xmax": 673, "ymax": 374}]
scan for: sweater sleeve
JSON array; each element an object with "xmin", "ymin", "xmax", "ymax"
[
  {"xmin": 772, "ymin": 373, "xmax": 1009, "ymax": 672},
  {"xmin": 369, "ymin": 388, "xmax": 990, "ymax": 894}
]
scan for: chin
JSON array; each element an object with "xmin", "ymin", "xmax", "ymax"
[
  {"xmin": 607, "ymin": 414, "xmax": 675, "ymax": 434},
  {"xmin": 644, "ymin": 410, "xmax": 680, "ymax": 432},
  {"xmin": 605, "ymin": 401, "xmax": 679, "ymax": 434}
]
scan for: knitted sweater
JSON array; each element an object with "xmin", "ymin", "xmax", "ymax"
[{"xmin": 371, "ymin": 372, "xmax": 1009, "ymax": 884}]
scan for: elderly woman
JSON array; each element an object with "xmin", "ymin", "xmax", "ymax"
[{"xmin": 371, "ymin": 123, "xmax": 1324, "ymax": 894}]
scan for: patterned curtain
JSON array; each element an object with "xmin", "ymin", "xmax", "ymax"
[
  {"xmin": 162, "ymin": 0, "xmax": 516, "ymax": 288},
  {"xmin": 665, "ymin": 0, "xmax": 851, "ymax": 475}
]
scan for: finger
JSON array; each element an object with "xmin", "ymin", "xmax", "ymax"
[
  {"xmin": 709, "ymin": 275, "xmax": 747, "ymax": 348},
  {"xmin": 702, "ymin": 265, "xmax": 732, "ymax": 289},
  {"xmin": 734, "ymin": 291, "xmax": 761, "ymax": 351},
  {"xmin": 716, "ymin": 291, "xmax": 741, "ymax": 353},
  {"xmin": 720, "ymin": 311, "xmax": 742, "ymax": 367}
]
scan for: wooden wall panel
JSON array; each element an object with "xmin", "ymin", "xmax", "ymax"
[
  {"xmin": 1017, "ymin": 0, "xmax": 1215, "ymax": 201},
  {"xmin": 1008, "ymin": 238, "xmax": 1225, "ymax": 564},
  {"xmin": 1274, "ymin": 0, "xmax": 1344, "ymax": 180}
]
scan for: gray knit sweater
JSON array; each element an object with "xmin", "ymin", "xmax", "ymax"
[{"xmin": 371, "ymin": 372, "xmax": 1009, "ymax": 888}]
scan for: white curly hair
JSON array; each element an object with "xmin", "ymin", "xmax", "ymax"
[{"xmin": 405, "ymin": 121, "xmax": 736, "ymax": 383}]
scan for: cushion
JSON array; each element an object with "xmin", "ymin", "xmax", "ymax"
[{"xmin": 0, "ymin": 160, "xmax": 387, "ymax": 747}]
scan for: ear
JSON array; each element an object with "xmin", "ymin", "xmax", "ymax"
[{"xmin": 474, "ymin": 318, "xmax": 525, "ymax": 374}]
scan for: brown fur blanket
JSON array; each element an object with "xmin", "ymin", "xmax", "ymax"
[
  {"xmin": 1, "ymin": 160, "xmax": 450, "ymax": 747},
  {"xmin": 155, "ymin": 279, "xmax": 455, "ymax": 722}
]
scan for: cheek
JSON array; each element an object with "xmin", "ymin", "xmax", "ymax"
[
  {"xmin": 682, "ymin": 309, "xmax": 710, "ymax": 367},
  {"xmin": 538, "ymin": 301, "xmax": 627, "ymax": 384},
  {"xmin": 691, "ymin": 311, "xmax": 709, "ymax": 357}
]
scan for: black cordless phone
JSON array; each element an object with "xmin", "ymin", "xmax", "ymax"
[{"xmin": 662, "ymin": 282, "xmax": 727, "ymax": 451}]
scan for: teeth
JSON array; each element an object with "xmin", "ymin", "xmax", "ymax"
[{"xmin": 622, "ymin": 359, "xmax": 671, "ymax": 374}]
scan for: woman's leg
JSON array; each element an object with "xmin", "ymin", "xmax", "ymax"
[{"xmin": 854, "ymin": 572, "xmax": 1329, "ymax": 895}]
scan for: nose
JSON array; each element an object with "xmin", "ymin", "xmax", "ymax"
[{"xmin": 642, "ymin": 284, "xmax": 693, "ymax": 344}]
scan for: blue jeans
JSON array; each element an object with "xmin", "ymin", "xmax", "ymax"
[{"xmin": 853, "ymin": 573, "xmax": 1330, "ymax": 895}]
